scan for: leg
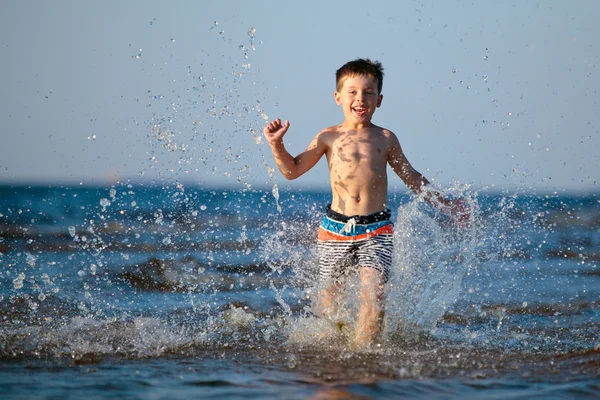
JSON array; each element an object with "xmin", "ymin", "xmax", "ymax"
[
  {"xmin": 315, "ymin": 280, "xmax": 341, "ymax": 319},
  {"xmin": 353, "ymin": 267, "xmax": 385, "ymax": 348},
  {"xmin": 315, "ymin": 235, "xmax": 349, "ymax": 321}
]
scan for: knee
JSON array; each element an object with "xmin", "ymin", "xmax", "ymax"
[{"xmin": 359, "ymin": 268, "xmax": 385, "ymax": 297}]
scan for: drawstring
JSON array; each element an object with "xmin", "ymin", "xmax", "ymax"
[{"xmin": 341, "ymin": 217, "xmax": 357, "ymax": 234}]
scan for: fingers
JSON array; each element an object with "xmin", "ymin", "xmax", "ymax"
[
  {"xmin": 263, "ymin": 119, "xmax": 278, "ymax": 134},
  {"xmin": 266, "ymin": 119, "xmax": 281, "ymax": 132},
  {"xmin": 263, "ymin": 118, "xmax": 290, "ymax": 134}
]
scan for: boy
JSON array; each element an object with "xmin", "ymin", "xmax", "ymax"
[{"xmin": 263, "ymin": 58, "xmax": 468, "ymax": 348}]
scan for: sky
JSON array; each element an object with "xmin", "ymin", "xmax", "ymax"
[{"xmin": 1, "ymin": 0, "xmax": 599, "ymax": 194}]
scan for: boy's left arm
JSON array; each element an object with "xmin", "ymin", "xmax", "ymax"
[{"xmin": 387, "ymin": 133, "xmax": 471, "ymax": 226}]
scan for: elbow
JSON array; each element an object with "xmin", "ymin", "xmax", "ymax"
[
  {"xmin": 282, "ymin": 171, "xmax": 300, "ymax": 180},
  {"xmin": 280, "ymin": 164, "xmax": 302, "ymax": 180}
]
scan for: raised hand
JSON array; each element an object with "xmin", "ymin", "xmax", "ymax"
[{"xmin": 263, "ymin": 118, "xmax": 290, "ymax": 145}]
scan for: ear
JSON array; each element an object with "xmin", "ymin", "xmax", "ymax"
[
  {"xmin": 334, "ymin": 91, "xmax": 342, "ymax": 105},
  {"xmin": 377, "ymin": 94, "xmax": 383, "ymax": 107}
]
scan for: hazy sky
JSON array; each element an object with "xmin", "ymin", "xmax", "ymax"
[{"xmin": 2, "ymin": 0, "xmax": 599, "ymax": 193}]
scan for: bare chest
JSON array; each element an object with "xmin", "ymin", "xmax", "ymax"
[{"xmin": 329, "ymin": 138, "xmax": 387, "ymax": 168}]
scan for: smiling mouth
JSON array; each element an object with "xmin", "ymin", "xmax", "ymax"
[{"xmin": 352, "ymin": 107, "xmax": 368, "ymax": 116}]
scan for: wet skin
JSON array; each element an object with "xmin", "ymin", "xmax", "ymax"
[{"xmin": 263, "ymin": 74, "xmax": 429, "ymax": 217}]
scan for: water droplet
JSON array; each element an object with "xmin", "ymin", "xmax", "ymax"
[
  {"xmin": 26, "ymin": 253, "xmax": 37, "ymax": 267},
  {"xmin": 13, "ymin": 278, "xmax": 23, "ymax": 290},
  {"xmin": 452, "ymin": 68, "xmax": 457, "ymax": 73},
  {"xmin": 200, "ymin": 205, "xmax": 207, "ymax": 211},
  {"xmin": 99, "ymin": 198, "xmax": 111, "ymax": 207},
  {"xmin": 68, "ymin": 226, "xmax": 76, "ymax": 237}
]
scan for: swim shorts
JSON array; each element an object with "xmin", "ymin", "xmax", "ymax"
[{"xmin": 317, "ymin": 205, "xmax": 393, "ymax": 282}]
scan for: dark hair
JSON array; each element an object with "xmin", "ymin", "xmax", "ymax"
[{"xmin": 335, "ymin": 58, "xmax": 384, "ymax": 93}]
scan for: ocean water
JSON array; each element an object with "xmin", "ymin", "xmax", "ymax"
[{"xmin": 1, "ymin": 184, "xmax": 599, "ymax": 399}]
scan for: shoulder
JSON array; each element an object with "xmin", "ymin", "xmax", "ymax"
[
  {"xmin": 372, "ymin": 125, "xmax": 400, "ymax": 146},
  {"xmin": 315, "ymin": 125, "xmax": 343, "ymax": 143},
  {"xmin": 379, "ymin": 126, "xmax": 397, "ymax": 138},
  {"xmin": 377, "ymin": 128, "xmax": 406, "ymax": 162},
  {"xmin": 321, "ymin": 124, "xmax": 343, "ymax": 135}
]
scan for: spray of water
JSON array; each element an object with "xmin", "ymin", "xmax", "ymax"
[
  {"xmin": 259, "ymin": 185, "xmax": 481, "ymax": 351},
  {"xmin": 0, "ymin": 20, "xmax": 541, "ymax": 362},
  {"xmin": 385, "ymin": 185, "xmax": 481, "ymax": 342}
]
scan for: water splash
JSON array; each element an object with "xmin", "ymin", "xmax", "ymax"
[
  {"xmin": 137, "ymin": 21, "xmax": 269, "ymax": 189},
  {"xmin": 385, "ymin": 187, "xmax": 480, "ymax": 340}
]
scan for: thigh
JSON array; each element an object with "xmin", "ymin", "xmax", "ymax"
[
  {"xmin": 317, "ymin": 240, "xmax": 357, "ymax": 281},
  {"xmin": 355, "ymin": 235, "xmax": 393, "ymax": 282}
]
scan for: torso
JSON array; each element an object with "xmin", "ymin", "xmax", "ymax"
[{"xmin": 321, "ymin": 125, "xmax": 392, "ymax": 216}]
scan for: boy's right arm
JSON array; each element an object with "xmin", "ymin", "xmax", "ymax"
[{"xmin": 263, "ymin": 118, "xmax": 327, "ymax": 180}]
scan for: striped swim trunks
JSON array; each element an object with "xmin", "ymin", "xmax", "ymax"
[{"xmin": 317, "ymin": 205, "xmax": 393, "ymax": 283}]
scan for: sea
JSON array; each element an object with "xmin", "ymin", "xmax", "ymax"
[{"xmin": 0, "ymin": 184, "xmax": 599, "ymax": 399}]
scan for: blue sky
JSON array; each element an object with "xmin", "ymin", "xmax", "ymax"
[{"xmin": 1, "ymin": 0, "xmax": 599, "ymax": 193}]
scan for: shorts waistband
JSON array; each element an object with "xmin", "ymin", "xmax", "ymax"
[{"xmin": 325, "ymin": 205, "xmax": 391, "ymax": 224}]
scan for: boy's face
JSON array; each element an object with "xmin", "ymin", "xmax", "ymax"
[{"xmin": 334, "ymin": 74, "xmax": 382, "ymax": 125}]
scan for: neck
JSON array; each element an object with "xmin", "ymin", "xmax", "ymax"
[{"xmin": 341, "ymin": 119, "xmax": 374, "ymax": 130}]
